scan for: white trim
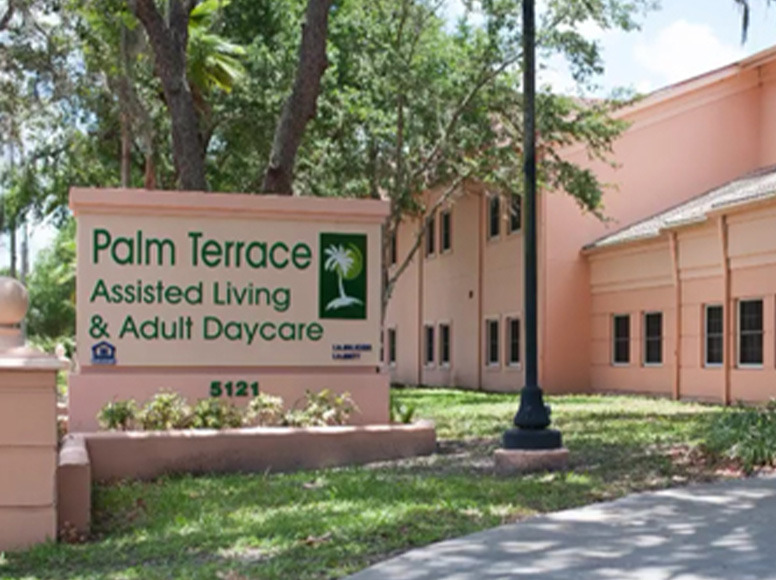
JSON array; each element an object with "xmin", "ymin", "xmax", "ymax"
[
  {"xmin": 642, "ymin": 311, "xmax": 663, "ymax": 367},
  {"xmin": 612, "ymin": 313, "xmax": 631, "ymax": 366},
  {"xmin": 736, "ymin": 298, "xmax": 764, "ymax": 369},
  {"xmin": 703, "ymin": 303, "xmax": 724, "ymax": 368}
]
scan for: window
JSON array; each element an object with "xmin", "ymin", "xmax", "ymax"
[
  {"xmin": 643, "ymin": 312, "xmax": 663, "ymax": 365},
  {"xmin": 486, "ymin": 319, "xmax": 500, "ymax": 366},
  {"xmin": 389, "ymin": 232, "xmax": 397, "ymax": 266},
  {"xmin": 507, "ymin": 317, "xmax": 521, "ymax": 366},
  {"xmin": 439, "ymin": 323, "xmax": 451, "ymax": 366},
  {"xmin": 425, "ymin": 214, "xmax": 436, "ymax": 257},
  {"xmin": 424, "ymin": 325, "xmax": 435, "ymax": 366},
  {"xmin": 705, "ymin": 305, "xmax": 723, "ymax": 366},
  {"xmin": 441, "ymin": 210, "xmax": 452, "ymax": 252},
  {"xmin": 613, "ymin": 314, "xmax": 630, "ymax": 365},
  {"xmin": 488, "ymin": 196, "xmax": 500, "ymax": 239},
  {"xmin": 738, "ymin": 299, "xmax": 763, "ymax": 366},
  {"xmin": 509, "ymin": 196, "xmax": 522, "ymax": 233},
  {"xmin": 387, "ymin": 328, "xmax": 397, "ymax": 366}
]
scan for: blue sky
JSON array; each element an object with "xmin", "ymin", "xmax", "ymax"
[{"xmin": 6, "ymin": 1, "xmax": 776, "ymax": 269}]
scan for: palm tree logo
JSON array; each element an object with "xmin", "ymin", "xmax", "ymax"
[{"xmin": 324, "ymin": 243, "xmax": 364, "ymax": 311}]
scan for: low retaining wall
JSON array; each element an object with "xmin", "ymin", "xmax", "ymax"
[{"xmin": 58, "ymin": 422, "xmax": 436, "ymax": 535}]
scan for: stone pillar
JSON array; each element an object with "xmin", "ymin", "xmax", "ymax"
[{"xmin": 0, "ymin": 276, "xmax": 67, "ymax": 551}]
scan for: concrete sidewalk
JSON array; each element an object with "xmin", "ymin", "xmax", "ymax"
[{"xmin": 347, "ymin": 475, "xmax": 776, "ymax": 580}]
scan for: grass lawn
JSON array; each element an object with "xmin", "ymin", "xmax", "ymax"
[{"xmin": 2, "ymin": 389, "xmax": 733, "ymax": 580}]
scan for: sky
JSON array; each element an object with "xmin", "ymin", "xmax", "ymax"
[{"xmin": 4, "ymin": 0, "xmax": 776, "ymax": 271}]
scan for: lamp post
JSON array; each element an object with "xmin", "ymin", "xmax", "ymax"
[{"xmin": 502, "ymin": 0, "xmax": 562, "ymax": 451}]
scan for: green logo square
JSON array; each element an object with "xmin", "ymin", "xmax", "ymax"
[{"xmin": 319, "ymin": 233, "xmax": 367, "ymax": 320}]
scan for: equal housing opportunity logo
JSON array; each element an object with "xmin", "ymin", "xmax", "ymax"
[{"xmin": 319, "ymin": 233, "xmax": 367, "ymax": 320}]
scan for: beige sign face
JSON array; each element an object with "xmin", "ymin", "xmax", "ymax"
[{"xmin": 76, "ymin": 213, "xmax": 382, "ymax": 367}]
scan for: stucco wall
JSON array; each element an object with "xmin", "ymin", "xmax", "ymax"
[
  {"xmin": 545, "ymin": 67, "xmax": 766, "ymax": 394},
  {"xmin": 587, "ymin": 201, "xmax": 776, "ymax": 403}
]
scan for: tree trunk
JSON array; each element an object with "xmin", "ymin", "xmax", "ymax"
[
  {"xmin": 8, "ymin": 216, "xmax": 16, "ymax": 279},
  {"xmin": 129, "ymin": 0, "xmax": 207, "ymax": 191},
  {"xmin": 261, "ymin": 0, "xmax": 333, "ymax": 195}
]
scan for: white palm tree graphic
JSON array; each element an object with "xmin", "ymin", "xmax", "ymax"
[{"xmin": 324, "ymin": 244, "xmax": 364, "ymax": 310}]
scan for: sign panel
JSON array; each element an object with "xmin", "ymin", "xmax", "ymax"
[{"xmin": 75, "ymin": 212, "xmax": 382, "ymax": 367}]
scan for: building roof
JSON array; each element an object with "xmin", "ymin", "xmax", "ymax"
[{"xmin": 585, "ymin": 165, "xmax": 776, "ymax": 251}]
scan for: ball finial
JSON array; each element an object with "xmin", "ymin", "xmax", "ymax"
[{"xmin": 0, "ymin": 276, "xmax": 29, "ymax": 326}]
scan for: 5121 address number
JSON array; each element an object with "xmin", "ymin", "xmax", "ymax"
[{"xmin": 210, "ymin": 380, "xmax": 259, "ymax": 397}]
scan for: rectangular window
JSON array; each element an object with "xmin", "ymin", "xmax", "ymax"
[
  {"xmin": 705, "ymin": 305, "xmax": 723, "ymax": 366},
  {"xmin": 509, "ymin": 196, "xmax": 522, "ymax": 233},
  {"xmin": 644, "ymin": 312, "xmax": 663, "ymax": 365},
  {"xmin": 439, "ymin": 323, "xmax": 451, "ymax": 366},
  {"xmin": 389, "ymin": 232, "xmax": 397, "ymax": 266},
  {"xmin": 488, "ymin": 196, "xmax": 500, "ymax": 239},
  {"xmin": 486, "ymin": 319, "xmax": 500, "ymax": 366},
  {"xmin": 424, "ymin": 325, "xmax": 435, "ymax": 366},
  {"xmin": 387, "ymin": 328, "xmax": 397, "ymax": 366},
  {"xmin": 507, "ymin": 317, "xmax": 520, "ymax": 366},
  {"xmin": 738, "ymin": 299, "xmax": 763, "ymax": 366},
  {"xmin": 613, "ymin": 314, "xmax": 630, "ymax": 365},
  {"xmin": 425, "ymin": 214, "xmax": 436, "ymax": 257},
  {"xmin": 441, "ymin": 210, "xmax": 452, "ymax": 252}
]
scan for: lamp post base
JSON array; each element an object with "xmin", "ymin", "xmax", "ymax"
[
  {"xmin": 503, "ymin": 427, "xmax": 562, "ymax": 450},
  {"xmin": 494, "ymin": 447, "xmax": 569, "ymax": 475}
]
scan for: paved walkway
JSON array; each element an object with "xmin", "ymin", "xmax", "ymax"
[{"xmin": 347, "ymin": 475, "xmax": 776, "ymax": 580}]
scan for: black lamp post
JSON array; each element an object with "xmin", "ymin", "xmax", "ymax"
[{"xmin": 502, "ymin": 0, "xmax": 562, "ymax": 451}]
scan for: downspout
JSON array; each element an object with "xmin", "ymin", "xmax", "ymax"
[
  {"xmin": 718, "ymin": 215, "xmax": 732, "ymax": 405},
  {"xmin": 669, "ymin": 232, "xmax": 681, "ymax": 400},
  {"xmin": 477, "ymin": 190, "xmax": 484, "ymax": 390}
]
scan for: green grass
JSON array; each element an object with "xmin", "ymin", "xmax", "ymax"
[{"xmin": 2, "ymin": 389, "xmax": 731, "ymax": 580}]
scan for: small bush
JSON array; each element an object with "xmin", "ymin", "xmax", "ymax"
[
  {"xmin": 137, "ymin": 392, "xmax": 192, "ymax": 430},
  {"xmin": 390, "ymin": 394, "xmax": 416, "ymax": 424},
  {"xmin": 700, "ymin": 401, "xmax": 776, "ymax": 473},
  {"xmin": 246, "ymin": 393, "xmax": 285, "ymax": 426},
  {"xmin": 191, "ymin": 398, "xmax": 244, "ymax": 429},
  {"xmin": 98, "ymin": 399, "xmax": 138, "ymax": 431},
  {"xmin": 284, "ymin": 389, "xmax": 357, "ymax": 427}
]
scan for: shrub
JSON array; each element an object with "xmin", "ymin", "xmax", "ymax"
[
  {"xmin": 284, "ymin": 389, "xmax": 357, "ymax": 427},
  {"xmin": 390, "ymin": 393, "xmax": 416, "ymax": 424},
  {"xmin": 191, "ymin": 398, "xmax": 244, "ymax": 429},
  {"xmin": 245, "ymin": 393, "xmax": 285, "ymax": 426},
  {"xmin": 137, "ymin": 392, "xmax": 192, "ymax": 430},
  {"xmin": 700, "ymin": 401, "xmax": 776, "ymax": 473},
  {"xmin": 98, "ymin": 399, "xmax": 138, "ymax": 431}
]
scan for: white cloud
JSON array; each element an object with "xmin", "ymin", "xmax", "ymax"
[{"xmin": 634, "ymin": 19, "xmax": 744, "ymax": 85}]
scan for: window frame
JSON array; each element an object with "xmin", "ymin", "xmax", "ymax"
[
  {"xmin": 704, "ymin": 304, "xmax": 724, "ymax": 368},
  {"xmin": 440, "ymin": 209, "xmax": 452, "ymax": 253},
  {"xmin": 643, "ymin": 311, "xmax": 663, "ymax": 367},
  {"xmin": 425, "ymin": 214, "xmax": 436, "ymax": 258},
  {"xmin": 423, "ymin": 324, "xmax": 435, "ymax": 368},
  {"xmin": 387, "ymin": 327, "xmax": 397, "ymax": 367},
  {"xmin": 508, "ymin": 196, "xmax": 522, "ymax": 234},
  {"xmin": 439, "ymin": 322, "xmax": 451, "ymax": 368},
  {"xmin": 506, "ymin": 316, "xmax": 521, "ymax": 367},
  {"xmin": 485, "ymin": 318, "xmax": 500, "ymax": 367},
  {"xmin": 737, "ymin": 298, "xmax": 764, "ymax": 369},
  {"xmin": 488, "ymin": 196, "xmax": 501, "ymax": 240},
  {"xmin": 389, "ymin": 231, "xmax": 398, "ymax": 266},
  {"xmin": 612, "ymin": 313, "xmax": 631, "ymax": 366}
]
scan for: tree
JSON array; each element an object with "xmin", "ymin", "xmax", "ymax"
[{"xmin": 735, "ymin": 0, "xmax": 774, "ymax": 42}]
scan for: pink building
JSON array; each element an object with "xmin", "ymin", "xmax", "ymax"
[{"xmin": 386, "ymin": 45, "xmax": 776, "ymax": 402}]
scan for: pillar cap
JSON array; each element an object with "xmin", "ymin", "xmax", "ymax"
[{"xmin": 0, "ymin": 276, "xmax": 28, "ymax": 326}]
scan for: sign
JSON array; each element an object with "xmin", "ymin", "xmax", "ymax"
[{"xmin": 74, "ymin": 193, "xmax": 385, "ymax": 368}]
